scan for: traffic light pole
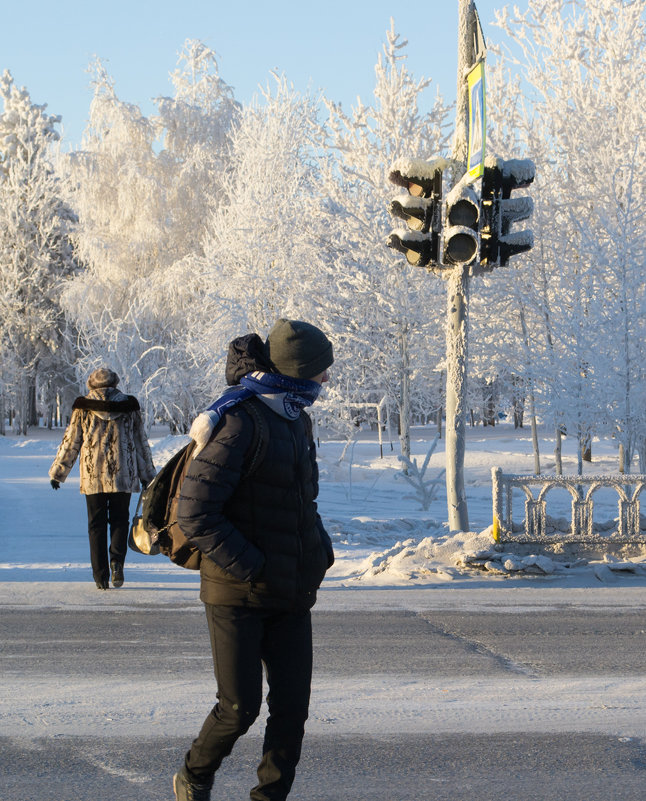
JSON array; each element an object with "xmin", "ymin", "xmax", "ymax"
[
  {"xmin": 444, "ymin": 0, "xmax": 476, "ymax": 532},
  {"xmin": 386, "ymin": 2, "xmax": 532, "ymax": 532},
  {"xmin": 445, "ymin": 268, "xmax": 470, "ymax": 531}
]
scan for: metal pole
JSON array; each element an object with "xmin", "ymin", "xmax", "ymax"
[
  {"xmin": 444, "ymin": 0, "xmax": 475, "ymax": 532},
  {"xmin": 445, "ymin": 270, "xmax": 470, "ymax": 530},
  {"xmin": 452, "ymin": 0, "xmax": 472, "ymax": 165}
]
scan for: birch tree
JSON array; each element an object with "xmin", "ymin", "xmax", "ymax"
[
  {"xmin": 0, "ymin": 71, "xmax": 77, "ymax": 433},
  {"xmin": 61, "ymin": 42, "xmax": 239, "ymax": 428},
  {"xmin": 493, "ymin": 0, "xmax": 646, "ymax": 472},
  {"xmin": 316, "ymin": 20, "xmax": 452, "ymax": 456}
]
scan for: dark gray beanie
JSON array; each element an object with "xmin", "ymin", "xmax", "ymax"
[
  {"xmin": 265, "ymin": 319, "xmax": 333, "ymax": 380},
  {"xmin": 87, "ymin": 367, "xmax": 120, "ymax": 390}
]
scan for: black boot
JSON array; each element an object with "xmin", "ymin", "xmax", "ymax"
[
  {"xmin": 110, "ymin": 561, "xmax": 124, "ymax": 588},
  {"xmin": 95, "ymin": 578, "xmax": 109, "ymax": 590},
  {"xmin": 173, "ymin": 766, "xmax": 211, "ymax": 801}
]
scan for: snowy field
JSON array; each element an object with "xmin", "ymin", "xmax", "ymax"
[
  {"xmin": 3, "ymin": 420, "xmax": 646, "ymax": 595},
  {"xmin": 3, "ymin": 422, "xmax": 646, "ymax": 744}
]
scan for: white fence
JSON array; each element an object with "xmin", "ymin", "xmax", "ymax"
[{"xmin": 491, "ymin": 467, "xmax": 646, "ymax": 544}]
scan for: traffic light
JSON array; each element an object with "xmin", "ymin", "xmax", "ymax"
[
  {"xmin": 443, "ymin": 173, "xmax": 480, "ymax": 267},
  {"xmin": 386, "ymin": 157, "xmax": 448, "ymax": 269},
  {"xmin": 479, "ymin": 157, "xmax": 535, "ymax": 269}
]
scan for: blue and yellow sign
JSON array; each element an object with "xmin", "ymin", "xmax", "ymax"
[{"xmin": 467, "ymin": 61, "xmax": 486, "ymax": 181}]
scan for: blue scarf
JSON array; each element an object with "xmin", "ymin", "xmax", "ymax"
[{"xmin": 189, "ymin": 371, "xmax": 322, "ymax": 454}]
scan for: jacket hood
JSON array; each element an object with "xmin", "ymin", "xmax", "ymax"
[{"xmin": 225, "ymin": 333, "xmax": 275, "ymax": 386}]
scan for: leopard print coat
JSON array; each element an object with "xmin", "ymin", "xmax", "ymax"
[{"xmin": 49, "ymin": 387, "xmax": 156, "ymax": 494}]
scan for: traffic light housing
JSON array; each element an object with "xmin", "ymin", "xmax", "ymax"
[
  {"xmin": 387, "ymin": 157, "xmax": 448, "ymax": 269},
  {"xmin": 479, "ymin": 157, "xmax": 535, "ymax": 269},
  {"xmin": 443, "ymin": 173, "xmax": 480, "ymax": 267}
]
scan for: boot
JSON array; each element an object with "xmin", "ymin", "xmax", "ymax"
[
  {"xmin": 173, "ymin": 766, "xmax": 211, "ymax": 801},
  {"xmin": 110, "ymin": 561, "xmax": 124, "ymax": 588},
  {"xmin": 95, "ymin": 578, "xmax": 109, "ymax": 590}
]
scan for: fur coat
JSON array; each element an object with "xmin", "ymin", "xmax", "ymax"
[{"xmin": 49, "ymin": 387, "xmax": 156, "ymax": 494}]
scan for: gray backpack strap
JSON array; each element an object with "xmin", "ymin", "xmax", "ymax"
[{"xmin": 243, "ymin": 398, "xmax": 268, "ymax": 478}]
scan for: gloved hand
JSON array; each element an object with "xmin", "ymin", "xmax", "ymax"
[
  {"xmin": 50, "ymin": 479, "xmax": 60, "ymax": 490},
  {"xmin": 140, "ymin": 480, "xmax": 148, "ymax": 491}
]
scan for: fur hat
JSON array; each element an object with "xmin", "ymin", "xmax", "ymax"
[
  {"xmin": 265, "ymin": 319, "xmax": 333, "ymax": 380},
  {"xmin": 87, "ymin": 367, "xmax": 120, "ymax": 390}
]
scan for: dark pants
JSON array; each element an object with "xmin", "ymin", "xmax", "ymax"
[
  {"xmin": 185, "ymin": 604, "xmax": 313, "ymax": 801},
  {"xmin": 85, "ymin": 492, "xmax": 131, "ymax": 582}
]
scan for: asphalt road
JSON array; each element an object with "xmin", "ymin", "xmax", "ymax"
[{"xmin": 2, "ymin": 604, "xmax": 646, "ymax": 800}]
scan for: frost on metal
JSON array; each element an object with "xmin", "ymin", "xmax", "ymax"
[
  {"xmin": 388, "ymin": 156, "xmax": 452, "ymax": 187},
  {"xmin": 502, "ymin": 230, "xmax": 534, "ymax": 249},
  {"xmin": 502, "ymin": 196, "xmax": 534, "ymax": 219},
  {"xmin": 484, "ymin": 155, "xmax": 535, "ymax": 186},
  {"xmin": 445, "ymin": 170, "xmax": 479, "ymax": 207},
  {"xmin": 390, "ymin": 194, "xmax": 435, "ymax": 211},
  {"xmin": 389, "ymin": 228, "xmax": 428, "ymax": 242},
  {"xmin": 491, "ymin": 468, "xmax": 646, "ymax": 544}
]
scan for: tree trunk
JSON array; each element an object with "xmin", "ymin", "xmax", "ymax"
[
  {"xmin": 28, "ymin": 382, "xmax": 38, "ymax": 427},
  {"xmin": 528, "ymin": 390, "xmax": 540, "ymax": 475},
  {"xmin": 624, "ymin": 438, "xmax": 633, "ymax": 474},
  {"xmin": 482, "ymin": 380, "xmax": 496, "ymax": 426},
  {"xmin": 16, "ymin": 379, "xmax": 29, "ymax": 435},
  {"xmin": 636, "ymin": 438, "xmax": 646, "ymax": 474},
  {"xmin": 555, "ymin": 427, "xmax": 563, "ymax": 475},
  {"xmin": 512, "ymin": 375, "xmax": 524, "ymax": 429}
]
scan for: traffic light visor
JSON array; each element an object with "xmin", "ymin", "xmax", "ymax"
[{"xmin": 387, "ymin": 231, "xmax": 438, "ymax": 268}]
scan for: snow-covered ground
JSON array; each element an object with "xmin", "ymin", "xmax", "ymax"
[
  {"xmin": 3, "ymin": 422, "xmax": 646, "ymax": 742},
  {"xmin": 3, "ymin": 420, "xmax": 646, "ymax": 593}
]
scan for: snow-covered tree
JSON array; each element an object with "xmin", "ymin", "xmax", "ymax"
[
  {"xmin": 316, "ymin": 20, "xmax": 452, "ymax": 456},
  {"xmin": 61, "ymin": 42, "xmax": 239, "ymax": 429},
  {"xmin": 0, "ymin": 71, "xmax": 78, "ymax": 433},
  {"xmin": 490, "ymin": 0, "xmax": 646, "ymax": 472},
  {"xmin": 174, "ymin": 74, "xmax": 336, "ymax": 404},
  {"xmin": 204, "ymin": 77, "xmax": 326, "ymax": 325}
]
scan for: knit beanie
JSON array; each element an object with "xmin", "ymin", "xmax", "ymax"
[
  {"xmin": 87, "ymin": 367, "xmax": 120, "ymax": 390},
  {"xmin": 265, "ymin": 319, "xmax": 333, "ymax": 380}
]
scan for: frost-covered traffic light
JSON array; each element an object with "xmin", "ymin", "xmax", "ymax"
[
  {"xmin": 387, "ymin": 157, "xmax": 448, "ymax": 269},
  {"xmin": 443, "ymin": 173, "xmax": 480, "ymax": 267},
  {"xmin": 479, "ymin": 156, "xmax": 535, "ymax": 269}
]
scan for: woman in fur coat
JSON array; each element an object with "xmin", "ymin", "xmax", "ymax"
[{"xmin": 49, "ymin": 367, "xmax": 156, "ymax": 589}]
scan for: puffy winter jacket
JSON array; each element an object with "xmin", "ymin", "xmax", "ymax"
[
  {"xmin": 176, "ymin": 396, "xmax": 334, "ymax": 610},
  {"xmin": 49, "ymin": 387, "xmax": 156, "ymax": 494}
]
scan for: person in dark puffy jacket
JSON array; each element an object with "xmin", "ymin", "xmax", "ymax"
[
  {"xmin": 172, "ymin": 319, "xmax": 335, "ymax": 801},
  {"xmin": 49, "ymin": 367, "xmax": 156, "ymax": 589}
]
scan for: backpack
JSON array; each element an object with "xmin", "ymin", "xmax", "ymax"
[{"xmin": 128, "ymin": 399, "xmax": 267, "ymax": 569}]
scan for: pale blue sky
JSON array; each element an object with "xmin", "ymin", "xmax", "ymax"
[{"xmin": 2, "ymin": 0, "xmax": 513, "ymax": 148}]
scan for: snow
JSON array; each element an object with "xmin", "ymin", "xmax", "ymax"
[
  {"xmin": 4, "ymin": 422, "xmax": 646, "ymax": 591},
  {"xmin": 3, "ymin": 423, "xmax": 646, "ymax": 741},
  {"xmin": 484, "ymin": 155, "xmax": 536, "ymax": 186},
  {"xmin": 388, "ymin": 156, "xmax": 452, "ymax": 187}
]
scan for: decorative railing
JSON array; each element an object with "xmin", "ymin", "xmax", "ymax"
[{"xmin": 491, "ymin": 467, "xmax": 646, "ymax": 544}]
